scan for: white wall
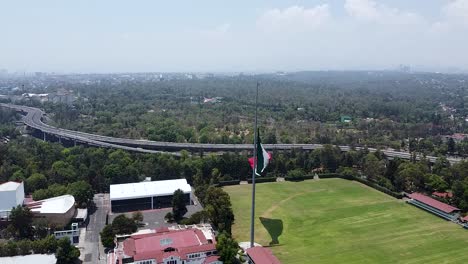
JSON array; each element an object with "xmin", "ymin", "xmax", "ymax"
[
  {"xmin": 0, "ymin": 190, "xmax": 17, "ymax": 211},
  {"xmin": 0, "ymin": 182, "xmax": 25, "ymax": 218},
  {"xmin": 0, "ymin": 183, "xmax": 24, "ymax": 211},
  {"xmin": 16, "ymin": 182, "xmax": 25, "ymax": 207}
]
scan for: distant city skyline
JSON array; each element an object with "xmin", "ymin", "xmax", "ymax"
[{"xmin": 1, "ymin": 0, "xmax": 468, "ymax": 73}]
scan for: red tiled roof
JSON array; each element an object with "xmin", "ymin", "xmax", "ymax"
[
  {"xmin": 163, "ymin": 251, "xmax": 181, "ymax": 260},
  {"xmin": 409, "ymin": 193, "xmax": 460, "ymax": 213},
  {"xmin": 432, "ymin": 192, "xmax": 453, "ymax": 199},
  {"xmin": 133, "ymin": 229, "xmax": 202, "ymax": 252},
  {"xmin": 122, "ymin": 238, "xmax": 136, "ymax": 256},
  {"xmin": 133, "ymin": 251, "xmax": 163, "ymax": 261},
  {"xmin": 451, "ymin": 133, "xmax": 468, "ymax": 140},
  {"xmin": 194, "ymin": 229, "xmax": 208, "ymax": 244},
  {"xmin": 204, "ymin": 255, "xmax": 220, "ymax": 263},
  {"xmin": 246, "ymin": 247, "xmax": 281, "ymax": 264},
  {"xmin": 461, "ymin": 215, "xmax": 468, "ymax": 222},
  {"xmin": 179, "ymin": 243, "xmax": 216, "ymax": 256},
  {"xmin": 122, "ymin": 228, "xmax": 217, "ymax": 263},
  {"xmin": 23, "ymin": 195, "xmax": 35, "ymax": 204},
  {"xmin": 156, "ymin": 226, "xmax": 170, "ymax": 233}
]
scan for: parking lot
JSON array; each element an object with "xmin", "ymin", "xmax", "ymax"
[{"xmin": 109, "ymin": 194, "xmax": 203, "ymax": 230}]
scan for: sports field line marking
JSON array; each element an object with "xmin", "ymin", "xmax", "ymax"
[{"xmin": 262, "ymin": 188, "xmax": 326, "ymax": 218}]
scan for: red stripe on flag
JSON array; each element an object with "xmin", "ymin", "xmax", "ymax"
[{"xmin": 248, "ymin": 152, "xmax": 272, "ymax": 170}]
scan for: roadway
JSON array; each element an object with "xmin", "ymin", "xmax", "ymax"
[{"xmin": 0, "ymin": 103, "xmax": 463, "ymax": 164}]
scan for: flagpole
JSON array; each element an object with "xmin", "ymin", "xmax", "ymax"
[{"xmin": 250, "ymin": 82, "xmax": 259, "ymax": 248}]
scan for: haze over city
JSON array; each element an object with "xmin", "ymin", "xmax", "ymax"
[
  {"xmin": 3, "ymin": 1, "xmax": 468, "ymax": 264},
  {"xmin": 2, "ymin": 0, "xmax": 468, "ymax": 73}
]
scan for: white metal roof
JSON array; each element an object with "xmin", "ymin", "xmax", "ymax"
[
  {"xmin": 0, "ymin": 181, "xmax": 22, "ymax": 191},
  {"xmin": 0, "ymin": 254, "xmax": 56, "ymax": 264},
  {"xmin": 74, "ymin": 208, "xmax": 88, "ymax": 220},
  {"xmin": 29, "ymin": 195, "xmax": 75, "ymax": 214},
  {"xmin": 110, "ymin": 179, "xmax": 191, "ymax": 201}
]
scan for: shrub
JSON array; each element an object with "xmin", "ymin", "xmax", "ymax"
[{"xmin": 165, "ymin": 212, "xmax": 174, "ymax": 222}]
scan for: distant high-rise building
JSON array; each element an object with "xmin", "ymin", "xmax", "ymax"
[{"xmin": 398, "ymin": 64, "xmax": 411, "ymax": 73}]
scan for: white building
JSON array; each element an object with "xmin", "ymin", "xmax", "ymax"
[
  {"xmin": 54, "ymin": 222, "xmax": 80, "ymax": 244},
  {"xmin": 26, "ymin": 194, "xmax": 76, "ymax": 226},
  {"xmin": 0, "ymin": 254, "xmax": 56, "ymax": 264},
  {"xmin": 110, "ymin": 179, "xmax": 192, "ymax": 213},
  {"xmin": 0, "ymin": 181, "xmax": 25, "ymax": 219}
]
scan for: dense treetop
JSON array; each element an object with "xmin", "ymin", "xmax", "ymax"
[{"xmin": 8, "ymin": 71, "xmax": 467, "ymax": 155}]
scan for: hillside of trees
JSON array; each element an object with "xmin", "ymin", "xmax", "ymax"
[
  {"xmin": 9, "ymin": 71, "xmax": 468, "ymax": 157},
  {"xmin": 0, "ymin": 133, "xmax": 467, "ymax": 212}
]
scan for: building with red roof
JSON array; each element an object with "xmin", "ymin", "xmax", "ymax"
[
  {"xmin": 246, "ymin": 247, "xmax": 281, "ymax": 264},
  {"xmin": 460, "ymin": 215, "xmax": 468, "ymax": 223},
  {"xmin": 432, "ymin": 192, "xmax": 453, "ymax": 199},
  {"xmin": 111, "ymin": 224, "xmax": 222, "ymax": 264},
  {"xmin": 407, "ymin": 193, "xmax": 460, "ymax": 221}
]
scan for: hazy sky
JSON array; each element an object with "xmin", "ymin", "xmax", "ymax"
[{"xmin": 1, "ymin": 0, "xmax": 468, "ymax": 73}]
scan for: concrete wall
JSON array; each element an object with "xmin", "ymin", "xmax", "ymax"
[{"xmin": 35, "ymin": 206, "xmax": 76, "ymax": 227}]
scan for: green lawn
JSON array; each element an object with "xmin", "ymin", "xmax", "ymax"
[{"xmin": 225, "ymin": 179, "xmax": 468, "ymax": 264}]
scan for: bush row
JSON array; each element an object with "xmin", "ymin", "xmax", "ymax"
[
  {"xmin": 352, "ymin": 177, "xmax": 404, "ymax": 199},
  {"xmin": 217, "ymin": 180, "xmax": 241, "ymax": 187},
  {"xmin": 0, "ymin": 235, "xmax": 57, "ymax": 257},
  {"xmin": 247, "ymin": 177, "xmax": 277, "ymax": 184}
]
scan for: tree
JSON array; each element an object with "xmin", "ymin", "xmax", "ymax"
[
  {"xmin": 172, "ymin": 189, "xmax": 187, "ymax": 222},
  {"xmin": 425, "ymin": 174, "xmax": 448, "ymax": 192},
  {"xmin": 17, "ymin": 240, "xmax": 32, "ymax": 255},
  {"xmin": 203, "ymin": 187, "xmax": 235, "ymax": 234},
  {"xmin": 9, "ymin": 205, "xmax": 34, "ymax": 239},
  {"xmin": 32, "ymin": 188, "xmax": 53, "ymax": 201},
  {"xmin": 5, "ymin": 241, "xmax": 18, "ymax": 256},
  {"xmin": 452, "ymin": 180, "xmax": 468, "ymax": 211},
  {"xmin": 50, "ymin": 161, "xmax": 76, "ymax": 184},
  {"xmin": 111, "ymin": 214, "xmax": 137, "ymax": 235},
  {"xmin": 318, "ymin": 145, "xmax": 341, "ymax": 172},
  {"xmin": 100, "ymin": 224, "xmax": 115, "ymax": 249},
  {"xmin": 447, "ymin": 138, "xmax": 456, "ymax": 154},
  {"xmin": 34, "ymin": 218, "xmax": 51, "ymax": 239},
  {"xmin": 132, "ymin": 211, "xmax": 144, "ymax": 226},
  {"xmin": 180, "ymin": 210, "xmax": 209, "ymax": 225},
  {"xmin": 337, "ymin": 166, "xmax": 359, "ymax": 178},
  {"xmin": 287, "ymin": 168, "xmax": 304, "ymax": 179},
  {"xmin": 55, "ymin": 237, "xmax": 80, "ymax": 264},
  {"xmin": 68, "ymin": 180, "xmax": 94, "ymax": 207},
  {"xmin": 10, "ymin": 169, "xmax": 26, "ymax": 181},
  {"xmin": 363, "ymin": 153, "xmax": 384, "ymax": 181},
  {"xmin": 432, "ymin": 157, "xmax": 450, "ymax": 175},
  {"xmin": 26, "ymin": 173, "xmax": 47, "ymax": 193},
  {"xmin": 395, "ymin": 162, "xmax": 426, "ymax": 192},
  {"xmin": 165, "ymin": 212, "xmax": 174, "ymax": 222},
  {"xmin": 216, "ymin": 232, "xmax": 238, "ymax": 264}
]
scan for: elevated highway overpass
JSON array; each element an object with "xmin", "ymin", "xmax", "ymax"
[{"xmin": 0, "ymin": 103, "xmax": 463, "ymax": 164}]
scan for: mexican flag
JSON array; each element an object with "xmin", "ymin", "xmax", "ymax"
[{"xmin": 248, "ymin": 130, "xmax": 271, "ymax": 176}]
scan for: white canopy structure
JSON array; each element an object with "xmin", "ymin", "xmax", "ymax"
[
  {"xmin": 110, "ymin": 179, "xmax": 192, "ymax": 212},
  {"xmin": 110, "ymin": 179, "xmax": 191, "ymax": 201}
]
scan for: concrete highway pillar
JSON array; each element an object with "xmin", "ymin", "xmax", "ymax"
[{"xmin": 43, "ymin": 132, "xmax": 46, "ymax": 141}]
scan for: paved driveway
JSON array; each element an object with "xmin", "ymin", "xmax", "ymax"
[{"xmin": 79, "ymin": 193, "xmax": 109, "ymax": 264}]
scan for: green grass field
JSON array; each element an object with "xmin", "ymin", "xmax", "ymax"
[{"xmin": 225, "ymin": 179, "xmax": 468, "ymax": 264}]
